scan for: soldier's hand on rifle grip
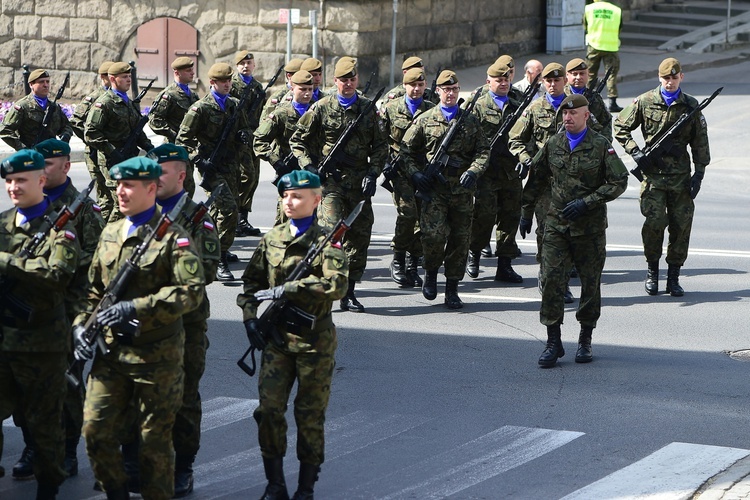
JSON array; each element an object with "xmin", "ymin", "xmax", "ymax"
[
  {"xmin": 72, "ymin": 325, "xmax": 94, "ymax": 361},
  {"xmin": 244, "ymin": 319, "xmax": 267, "ymax": 350},
  {"xmin": 459, "ymin": 170, "xmax": 477, "ymax": 189},
  {"xmin": 519, "ymin": 217, "xmax": 533, "ymax": 239},
  {"xmin": 631, "ymin": 149, "xmax": 651, "ymax": 170},
  {"xmin": 236, "ymin": 129, "xmax": 251, "ymax": 145},
  {"xmin": 515, "ymin": 158, "xmax": 531, "ymax": 180},
  {"xmin": 108, "ymin": 150, "xmax": 126, "ymax": 168},
  {"xmin": 362, "ymin": 174, "xmax": 377, "ymax": 197},
  {"xmin": 411, "ymin": 171, "xmax": 430, "ymax": 193},
  {"xmin": 253, "ymin": 285, "xmax": 285, "ymax": 302},
  {"xmin": 195, "ymin": 157, "xmax": 212, "ymax": 175},
  {"xmin": 96, "ymin": 301, "xmax": 137, "ymax": 328},
  {"xmin": 304, "ymin": 164, "xmax": 320, "ymax": 177},
  {"xmin": 272, "ymin": 160, "xmax": 287, "ymax": 175},
  {"xmin": 60, "ymin": 133, "xmax": 71, "ymax": 143},
  {"xmin": 690, "ymin": 171, "xmax": 704, "ymax": 199}
]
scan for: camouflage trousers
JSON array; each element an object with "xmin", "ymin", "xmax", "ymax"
[
  {"xmin": 254, "ymin": 327, "xmax": 337, "ymax": 466},
  {"xmin": 533, "ymin": 190, "xmax": 552, "ymax": 263},
  {"xmin": 640, "ymin": 174, "xmax": 694, "ymax": 266},
  {"xmin": 469, "ymin": 174, "xmax": 522, "ymax": 258},
  {"xmin": 83, "ymin": 351, "xmax": 184, "ymax": 500},
  {"xmin": 389, "ymin": 175, "xmax": 422, "ymax": 256},
  {"xmin": 204, "ymin": 170, "xmax": 239, "ymax": 252},
  {"xmin": 238, "ymin": 146, "xmax": 260, "ymax": 213},
  {"xmin": 173, "ymin": 320, "xmax": 208, "ymax": 458},
  {"xmin": 96, "ymin": 151, "xmax": 124, "ymax": 223},
  {"xmin": 318, "ymin": 186, "xmax": 374, "ymax": 282},
  {"xmin": 586, "ymin": 45, "xmax": 620, "ymax": 98},
  {"xmin": 0, "ymin": 351, "xmax": 67, "ymax": 486},
  {"xmin": 64, "ymin": 351, "xmax": 85, "ymax": 443},
  {"xmin": 85, "ymin": 147, "xmax": 112, "ymax": 221},
  {"xmin": 540, "ymin": 226, "xmax": 606, "ymax": 327},
  {"xmin": 420, "ymin": 182, "xmax": 473, "ymax": 280}
]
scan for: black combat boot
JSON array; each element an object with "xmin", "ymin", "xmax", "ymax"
[
  {"xmin": 236, "ymin": 210, "xmax": 252, "ymax": 237},
  {"xmin": 481, "ymin": 244, "xmax": 494, "ymax": 258},
  {"xmin": 261, "ymin": 457, "xmax": 290, "ymax": 500},
  {"xmin": 105, "ymin": 484, "xmax": 130, "ymax": 500},
  {"xmin": 389, "ymin": 251, "xmax": 410, "ymax": 287},
  {"xmin": 609, "ymin": 98, "xmax": 623, "ymax": 112},
  {"xmin": 495, "ymin": 256, "xmax": 523, "ymax": 283},
  {"xmin": 173, "ymin": 454, "xmax": 195, "ymax": 498},
  {"xmin": 122, "ymin": 441, "xmax": 140, "ymax": 494},
  {"xmin": 225, "ymin": 250, "xmax": 240, "ymax": 262},
  {"xmin": 35, "ymin": 482, "xmax": 58, "ymax": 500},
  {"xmin": 64, "ymin": 436, "xmax": 79, "ymax": 477},
  {"xmin": 13, "ymin": 426, "xmax": 34, "ymax": 479},
  {"xmin": 666, "ymin": 264, "xmax": 684, "ymax": 297},
  {"xmin": 564, "ymin": 283, "xmax": 575, "ymax": 304},
  {"xmin": 465, "ymin": 251, "xmax": 480, "ymax": 279},
  {"xmin": 291, "ymin": 462, "xmax": 319, "ymax": 500},
  {"xmin": 340, "ymin": 279, "xmax": 365, "ymax": 312},
  {"xmin": 422, "ymin": 269, "xmax": 438, "ymax": 300},
  {"xmin": 538, "ymin": 324, "xmax": 565, "ymax": 368},
  {"xmin": 645, "ymin": 261, "xmax": 659, "ymax": 296},
  {"xmin": 444, "ymin": 279, "xmax": 463, "ymax": 309},
  {"xmin": 575, "ymin": 325, "xmax": 594, "ymax": 363},
  {"xmin": 405, "ymin": 253, "xmax": 423, "ymax": 287},
  {"xmin": 216, "ymin": 251, "xmax": 235, "ymax": 281}
]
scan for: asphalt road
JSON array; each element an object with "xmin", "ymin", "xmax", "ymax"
[{"xmin": 2, "ymin": 61, "xmax": 750, "ymax": 499}]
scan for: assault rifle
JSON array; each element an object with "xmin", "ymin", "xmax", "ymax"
[
  {"xmin": 362, "ymin": 71, "xmax": 376, "ymax": 96},
  {"xmin": 180, "ymin": 183, "xmax": 223, "ymax": 232},
  {"xmin": 134, "ymin": 77, "xmax": 156, "ymax": 104},
  {"xmin": 488, "ymin": 73, "xmax": 540, "ymax": 156},
  {"xmin": 415, "ymin": 90, "xmax": 481, "ymax": 202},
  {"xmin": 238, "ymin": 200, "xmax": 364, "ymax": 377},
  {"xmin": 34, "ymin": 71, "xmax": 70, "ymax": 145},
  {"xmin": 380, "ymin": 152, "xmax": 401, "ymax": 193},
  {"xmin": 245, "ymin": 64, "xmax": 284, "ymax": 128},
  {"xmin": 630, "ymin": 86, "xmax": 722, "ymax": 182},
  {"xmin": 585, "ymin": 66, "xmax": 613, "ymax": 100},
  {"xmin": 270, "ymin": 151, "xmax": 299, "ymax": 186},
  {"xmin": 318, "ymin": 87, "xmax": 385, "ymax": 182},
  {"xmin": 65, "ymin": 193, "xmax": 188, "ymax": 389},
  {"xmin": 424, "ymin": 66, "xmax": 442, "ymax": 103}
]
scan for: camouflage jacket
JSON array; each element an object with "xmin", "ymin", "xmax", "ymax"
[
  {"xmin": 237, "ymin": 220, "xmax": 348, "ymax": 352},
  {"xmin": 76, "ymin": 209, "xmax": 205, "ymax": 362},
  {"xmin": 0, "ymin": 203, "xmax": 80, "ymax": 352},
  {"xmin": 379, "ymin": 96, "xmax": 435, "ymax": 178},
  {"xmin": 380, "ymin": 83, "xmax": 440, "ymax": 108},
  {"xmin": 471, "ymin": 91, "xmax": 523, "ymax": 181},
  {"xmin": 261, "ymin": 85, "xmax": 292, "ymax": 117},
  {"xmin": 470, "ymin": 83, "xmax": 524, "ymax": 103},
  {"xmin": 70, "ymin": 86, "xmax": 108, "ymax": 141},
  {"xmin": 0, "ymin": 93, "xmax": 73, "ymax": 150},
  {"xmin": 253, "ymin": 100, "xmax": 305, "ymax": 166},
  {"xmin": 149, "ymin": 82, "xmax": 200, "ymax": 143},
  {"xmin": 84, "ymin": 90, "xmax": 153, "ymax": 159},
  {"xmin": 231, "ymin": 73, "xmax": 265, "ymax": 130},
  {"xmin": 614, "ymin": 86, "xmax": 710, "ymax": 176},
  {"xmin": 522, "ymin": 129, "xmax": 628, "ymax": 237},
  {"xmin": 508, "ymin": 95, "xmax": 564, "ymax": 165},
  {"xmin": 290, "ymin": 94, "xmax": 388, "ymax": 190},
  {"xmin": 564, "ymin": 85, "xmax": 612, "ymax": 142}
]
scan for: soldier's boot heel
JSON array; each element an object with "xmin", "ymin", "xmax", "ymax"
[
  {"xmin": 444, "ymin": 279, "xmax": 463, "ymax": 309},
  {"xmin": 13, "ymin": 425, "xmax": 35, "ymax": 480},
  {"xmin": 405, "ymin": 253, "xmax": 423, "ymax": 287},
  {"xmin": 465, "ymin": 251, "xmax": 480, "ymax": 279},
  {"xmin": 645, "ymin": 261, "xmax": 659, "ymax": 295},
  {"xmin": 538, "ymin": 324, "xmax": 564, "ymax": 368},
  {"xmin": 216, "ymin": 252, "xmax": 235, "ymax": 282},
  {"xmin": 389, "ymin": 251, "xmax": 411, "ymax": 287},
  {"xmin": 173, "ymin": 454, "xmax": 195, "ymax": 498},
  {"xmin": 291, "ymin": 462, "xmax": 319, "ymax": 500},
  {"xmin": 261, "ymin": 458, "xmax": 289, "ymax": 500},
  {"xmin": 575, "ymin": 325, "xmax": 594, "ymax": 363},
  {"xmin": 422, "ymin": 270, "xmax": 438, "ymax": 300},
  {"xmin": 666, "ymin": 264, "xmax": 684, "ymax": 297},
  {"xmin": 495, "ymin": 256, "xmax": 523, "ymax": 283},
  {"xmin": 340, "ymin": 279, "xmax": 365, "ymax": 313}
]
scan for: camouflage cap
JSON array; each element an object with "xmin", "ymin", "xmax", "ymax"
[
  {"xmin": 171, "ymin": 57, "xmax": 194, "ymax": 70},
  {"xmin": 487, "ymin": 62, "xmax": 512, "ymax": 78},
  {"xmin": 1, "ymin": 149, "xmax": 45, "ymax": 178},
  {"xmin": 284, "ymin": 58, "xmax": 305, "ymax": 73},
  {"xmin": 659, "ymin": 57, "xmax": 682, "ymax": 77},
  {"xmin": 277, "ymin": 169, "xmax": 321, "ymax": 196},
  {"xmin": 566, "ymin": 58, "xmax": 588, "ymax": 72},
  {"xmin": 108, "ymin": 61, "xmax": 132, "ymax": 76},
  {"xmin": 436, "ymin": 70, "xmax": 458, "ymax": 86},
  {"xmin": 401, "ymin": 56, "xmax": 423, "ymax": 70},
  {"xmin": 147, "ymin": 144, "xmax": 189, "ymax": 164},
  {"xmin": 403, "ymin": 67, "xmax": 425, "ymax": 85},
  {"xmin": 98, "ymin": 61, "xmax": 114, "ymax": 75},
  {"xmin": 234, "ymin": 50, "xmax": 254, "ymax": 65},
  {"xmin": 109, "ymin": 156, "xmax": 162, "ymax": 181},
  {"xmin": 28, "ymin": 69, "xmax": 50, "ymax": 83},
  {"xmin": 208, "ymin": 63, "xmax": 233, "ymax": 80},
  {"xmin": 290, "ymin": 70, "xmax": 314, "ymax": 86},
  {"xmin": 560, "ymin": 93, "xmax": 589, "ymax": 110},
  {"xmin": 300, "ymin": 57, "xmax": 323, "ymax": 72},
  {"xmin": 334, "ymin": 57, "xmax": 357, "ymax": 78},
  {"xmin": 495, "ymin": 55, "xmax": 515, "ymax": 69},
  {"xmin": 542, "ymin": 62, "xmax": 565, "ymax": 79},
  {"xmin": 35, "ymin": 138, "xmax": 71, "ymax": 159}
]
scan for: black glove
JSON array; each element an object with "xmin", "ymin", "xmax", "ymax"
[
  {"xmin": 108, "ymin": 150, "xmax": 126, "ymax": 167},
  {"xmin": 631, "ymin": 149, "xmax": 652, "ymax": 170},
  {"xmin": 382, "ymin": 161, "xmax": 398, "ymax": 181},
  {"xmin": 194, "ymin": 157, "xmax": 213, "ymax": 175},
  {"xmin": 96, "ymin": 301, "xmax": 137, "ymax": 328},
  {"xmin": 72, "ymin": 325, "xmax": 94, "ymax": 361},
  {"xmin": 362, "ymin": 174, "xmax": 377, "ymax": 197},
  {"xmin": 459, "ymin": 170, "xmax": 477, "ymax": 189},
  {"xmin": 236, "ymin": 129, "xmax": 251, "ymax": 145},
  {"xmin": 305, "ymin": 164, "xmax": 320, "ymax": 177},
  {"xmin": 244, "ymin": 319, "xmax": 267, "ymax": 350},
  {"xmin": 412, "ymin": 171, "xmax": 431, "ymax": 192},
  {"xmin": 690, "ymin": 171, "xmax": 704, "ymax": 199},
  {"xmin": 272, "ymin": 160, "xmax": 289, "ymax": 175},
  {"xmin": 59, "ymin": 133, "xmax": 72, "ymax": 143},
  {"xmin": 519, "ymin": 217, "xmax": 533, "ymax": 239},
  {"xmin": 562, "ymin": 199, "xmax": 587, "ymax": 221},
  {"xmin": 515, "ymin": 158, "xmax": 532, "ymax": 179},
  {"xmin": 253, "ymin": 285, "xmax": 285, "ymax": 302}
]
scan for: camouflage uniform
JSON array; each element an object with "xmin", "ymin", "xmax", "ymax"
[
  {"xmin": 564, "ymin": 85, "xmax": 612, "ymax": 142},
  {"xmin": 84, "ymin": 91, "xmax": 154, "ymax": 222},
  {"xmin": 613, "ymin": 86, "xmax": 710, "ymax": 266},
  {"xmin": 78, "ymin": 210, "xmax": 205, "ymax": 500},
  {"xmin": 522, "ymin": 130, "xmax": 628, "ymax": 327},
  {"xmin": 70, "ymin": 86, "xmax": 109, "ymax": 201},
  {"xmin": 231, "ymin": 74, "xmax": 265, "ymax": 219},
  {"xmin": 470, "ymin": 83, "xmax": 524, "ymax": 103},
  {"xmin": 0, "ymin": 93, "xmax": 73, "ymax": 150},
  {"xmin": 381, "ymin": 83, "xmax": 440, "ymax": 107},
  {"xmin": 0, "ymin": 203, "xmax": 80, "ymax": 491},
  {"xmin": 261, "ymin": 86, "xmax": 293, "ymax": 117},
  {"xmin": 236, "ymin": 219, "xmax": 348, "ymax": 466},
  {"xmin": 290, "ymin": 94, "xmax": 388, "ymax": 282}
]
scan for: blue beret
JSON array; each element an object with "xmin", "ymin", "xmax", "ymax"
[
  {"xmin": 1, "ymin": 149, "xmax": 45, "ymax": 178},
  {"xmin": 35, "ymin": 138, "xmax": 71, "ymax": 159},
  {"xmin": 109, "ymin": 156, "xmax": 162, "ymax": 181},
  {"xmin": 147, "ymin": 144, "xmax": 189, "ymax": 164},
  {"xmin": 277, "ymin": 169, "xmax": 321, "ymax": 196}
]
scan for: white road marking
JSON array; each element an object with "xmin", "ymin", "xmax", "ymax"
[{"xmin": 201, "ymin": 396, "xmax": 259, "ymax": 432}]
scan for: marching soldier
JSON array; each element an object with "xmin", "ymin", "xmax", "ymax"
[
  {"xmin": 564, "ymin": 58, "xmax": 612, "ymax": 142},
  {"xmin": 470, "ymin": 55, "xmax": 523, "ymax": 102},
  {"xmin": 237, "ymin": 169, "xmax": 348, "ymax": 500},
  {"xmin": 73, "ymin": 156, "xmax": 204, "ymax": 500},
  {"xmin": 0, "ymin": 149, "xmax": 80, "ymax": 499},
  {"xmin": 521, "ymin": 94, "xmax": 628, "ymax": 366},
  {"xmin": 613, "ymin": 57, "xmax": 711, "ymax": 297},
  {"xmin": 301, "ymin": 57, "xmax": 325, "ymax": 103},
  {"xmin": 0, "ymin": 69, "xmax": 73, "ymax": 150},
  {"xmin": 290, "ymin": 56, "xmax": 388, "ymax": 312},
  {"xmin": 381, "ymin": 56, "xmax": 439, "ymax": 107},
  {"xmin": 401, "ymin": 70, "xmax": 489, "ymax": 309},
  {"xmin": 379, "ymin": 67, "xmax": 435, "ymax": 288},
  {"xmin": 261, "ymin": 58, "xmax": 304, "ymax": 116},
  {"xmin": 84, "ymin": 61, "xmax": 155, "ymax": 223}
]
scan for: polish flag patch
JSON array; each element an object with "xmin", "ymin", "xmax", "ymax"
[
  {"xmin": 331, "ymin": 241, "xmax": 342, "ymax": 249},
  {"xmin": 203, "ymin": 221, "xmax": 214, "ymax": 231},
  {"xmin": 177, "ymin": 237, "xmax": 191, "ymax": 247},
  {"xmin": 92, "ymin": 204, "xmax": 101, "ymax": 212},
  {"xmin": 64, "ymin": 230, "xmax": 76, "ymax": 240},
  {"xmin": 607, "ymin": 147, "xmax": 615, "ymax": 155}
]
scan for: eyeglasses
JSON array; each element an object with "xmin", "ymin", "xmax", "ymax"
[{"xmin": 439, "ymin": 86, "xmax": 461, "ymax": 94}]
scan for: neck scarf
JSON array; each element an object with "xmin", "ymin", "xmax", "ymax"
[
  {"xmin": 156, "ymin": 190, "xmax": 185, "ymax": 217},
  {"xmin": 489, "ymin": 91, "xmax": 508, "ymax": 111},
  {"xmin": 337, "ymin": 93, "xmax": 358, "ymax": 109},
  {"xmin": 240, "ymin": 74, "xmax": 253, "ymax": 85},
  {"xmin": 211, "ymin": 89, "xmax": 228, "ymax": 111},
  {"xmin": 112, "ymin": 89, "xmax": 129, "ymax": 103},
  {"xmin": 404, "ymin": 95, "xmax": 423, "ymax": 116},
  {"xmin": 177, "ymin": 82, "xmax": 191, "ymax": 97},
  {"xmin": 546, "ymin": 92, "xmax": 565, "ymax": 110},
  {"xmin": 290, "ymin": 215, "xmax": 315, "ymax": 237},
  {"xmin": 440, "ymin": 104, "xmax": 459, "ymax": 122},
  {"xmin": 292, "ymin": 101, "xmax": 310, "ymax": 116},
  {"xmin": 660, "ymin": 86, "xmax": 681, "ymax": 107},
  {"xmin": 43, "ymin": 177, "xmax": 71, "ymax": 203},
  {"xmin": 33, "ymin": 95, "xmax": 49, "ymax": 110},
  {"xmin": 566, "ymin": 128, "xmax": 588, "ymax": 152},
  {"xmin": 570, "ymin": 86, "xmax": 586, "ymax": 95},
  {"xmin": 125, "ymin": 205, "xmax": 156, "ymax": 236},
  {"xmin": 18, "ymin": 198, "xmax": 50, "ymax": 225}
]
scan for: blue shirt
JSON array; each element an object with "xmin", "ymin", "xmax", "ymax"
[
  {"xmin": 177, "ymin": 83, "xmax": 191, "ymax": 97},
  {"xmin": 18, "ymin": 198, "xmax": 50, "ymax": 225},
  {"xmin": 489, "ymin": 91, "xmax": 508, "ymax": 111},
  {"xmin": 546, "ymin": 93, "xmax": 565, "ymax": 110},
  {"xmin": 240, "ymin": 74, "xmax": 254, "ymax": 85},
  {"xmin": 43, "ymin": 178, "xmax": 71, "ymax": 204},
  {"xmin": 156, "ymin": 190, "xmax": 186, "ymax": 216},
  {"xmin": 33, "ymin": 95, "xmax": 49, "ymax": 110},
  {"xmin": 290, "ymin": 215, "xmax": 315, "ymax": 237},
  {"xmin": 292, "ymin": 101, "xmax": 310, "ymax": 116},
  {"xmin": 112, "ymin": 89, "xmax": 129, "ymax": 103},
  {"xmin": 405, "ymin": 95, "xmax": 422, "ymax": 116},
  {"xmin": 337, "ymin": 93, "xmax": 358, "ymax": 109},
  {"xmin": 660, "ymin": 87, "xmax": 681, "ymax": 107},
  {"xmin": 566, "ymin": 128, "xmax": 588, "ymax": 152},
  {"xmin": 125, "ymin": 205, "xmax": 157, "ymax": 236},
  {"xmin": 211, "ymin": 89, "xmax": 228, "ymax": 111},
  {"xmin": 440, "ymin": 105, "xmax": 459, "ymax": 122}
]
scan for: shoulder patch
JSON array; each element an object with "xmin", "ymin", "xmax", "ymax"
[
  {"xmin": 271, "ymin": 98, "xmax": 279, "ymax": 104},
  {"xmin": 161, "ymin": 94, "xmax": 170, "ymax": 100},
  {"xmin": 177, "ymin": 237, "xmax": 191, "ymax": 248},
  {"xmin": 92, "ymin": 204, "xmax": 101, "ymax": 212},
  {"xmin": 607, "ymin": 147, "xmax": 615, "ymax": 155},
  {"xmin": 203, "ymin": 220, "xmax": 215, "ymax": 231},
  {"xmin": 64, "ymin": 230, "xmax": 76, "ymax": 240},
  {"xmin": 268, "ymin": 113, "xmax": 274, "ymax": 119},
  {"xmin": 522, "ymin": 110, "xmax": 528, "ymax": 117},
  {"xmin": 85, "ymin": 96, "xmax": 93, "ymax": 102}
]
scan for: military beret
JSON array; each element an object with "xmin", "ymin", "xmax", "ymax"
[
  {"xmin": 234, "ymin": 50, "xmax": 254, "ymax": 65},
  {"xmin": 300, "ymin": 57, "xmax": 323, "ymax": 72},
  {"xmin": 560, "ymin": 94, "xmax": 589, "ymax": 110},
  {"xmin": 28, "ymin": 69, "xmax": 50, "ymax": 83},
  {"xmin": 35, "ymin": 138, "xmax": 71, "ymax": 159},
  {"xmin": 334, "ymin": 57, "xmax": 357, "ymax": 78},
  {"xmin": 495, "ymin": 55, "xmax": 515, "ymax": 69},
  {"xmin": 566, "ymin": 58, "xmax": 588, "ymax": 72},
  {"xmin": 98, "ymin": 61, "xmax": 114, "ymax": 75},
  {"xmin": 401, "ymin": 56, "xmax": 423, "ymax": 70},
  {"xmin": 542, "ymin": 62, "xmax": 565, "ymax": 79},
  {"xmin": 290, "ymin": 70, "xmax": 314, "ymax": 86},
  {"xmin": 171, "ymin": 57, "xmax": 194, "ymax": 70},
  {"xmin": 659, "ymin": 57, "xmax": 682, "ymax": 77},
  {"xmin": 403, "ymin": 67, "xmax": 425, "ymax": 85},
  {"xmin": 436, "ymin": 70, "xmax": 458, "ymax": 86},
  {"xmin": 277, "ymin": 169, "xmax": 321, "ymax": 196},
  {"xmin": 487, "ymin": 62, "xmax": 512, "ymax": 78},
  {"xmin": 109, "ymin": 156, "xmax": 162, "ymax": 181},
  {"xmin": 108, "ymin": 61, "xmax": 132, "ymax": 76},
  {"xmin": 1, "ymin": 149, "xmax": 45, "ymax": 178},
  {"xmin": 147, "ymin": 144, "xmax": 189, "ymax": 164},
  {"xmin": 284, "ymin": 58, "xmax": 304, "ymax": 73},
  {"xmin": 208, "ymin": 63, "xmax": 233, "ymax": 80}
]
